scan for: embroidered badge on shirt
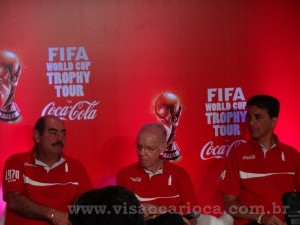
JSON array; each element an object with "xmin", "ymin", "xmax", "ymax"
[
  {"xmin": 24, "ymin": 162, "xmax": 37, "ymax": 167},
  {"xmin": 130, "ymin": 177, "xmax": 142, "ymax": 182},
  {"xmin": 242, "ymin": 155, "xmax": 256, "ymax": 160}
]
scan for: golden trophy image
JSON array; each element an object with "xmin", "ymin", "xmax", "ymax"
[
  {"xmin": 0, "ymin": 50, "xmax": 21, "ymax": 122},
  {"xmin": 154, "ymin": 92, "xmax": 182, "ymax": 160}
]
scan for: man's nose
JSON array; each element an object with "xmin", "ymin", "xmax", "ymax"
[{"xmin": 137, "ymin": 148, "xmax": 148, "ymax": 156}]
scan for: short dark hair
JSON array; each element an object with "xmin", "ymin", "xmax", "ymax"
[
  {"xmin": 33, "ymin": 115, "xmax": 61, "ymax": 135},
  {"xmin": 246, "ymin": 95, "xmax": 280, "ymax": 118},
  {"xmin": 34, "ymin": 116, "xmax": 48, "ymax": 135},
  {"xmin": 69, "ymin": 186, "xmax": 145, "ymax": 225}
]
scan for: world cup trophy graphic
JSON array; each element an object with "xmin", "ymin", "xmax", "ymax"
[
  {"xmin": 154, "ymin": 92, "xmax": 182, "ymax": 160},
  {"xmin": 0, "ymin": 51, "xmax": 21, "ymax": 122}
]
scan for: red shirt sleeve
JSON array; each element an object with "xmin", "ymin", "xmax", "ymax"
[
  {"xmin": 2, "ymin": 154, "xmax": 25, "ymax": 200},
  {"xmin": 217, "ymin": 147, "xmax": 241, "ymax": 196}
]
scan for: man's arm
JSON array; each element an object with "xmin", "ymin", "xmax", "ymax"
[
  {"xmin": 224, "ymin": 194, "xmax": 285, "ymax": 225},
  {"xmin": 142, "ymin": 203, "xmax": 194, "ymax": 225},
  {"xmin": 224, "ymin": 194, "xmax": 257, "ymax": 221},
  {"xmin": 5, "ymin": 191, "xmax": 70, "ymax": 225}
]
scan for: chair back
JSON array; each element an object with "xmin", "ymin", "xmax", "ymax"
[{"xmin": 282, "ymin": 192, "xmax": 300, "ymax": 225}]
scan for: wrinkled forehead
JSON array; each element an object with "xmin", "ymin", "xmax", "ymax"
[
  {"xmin": 45, "ymin": 117, "xmax": 65, "ymax": 130},
  {"xmin": 137, "ymin": 131, "xmax": 161, "ymax": 143}
]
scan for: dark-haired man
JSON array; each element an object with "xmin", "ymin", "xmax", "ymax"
[
  {"xmin": 2, "ymin": 115, "xmax": 92, "ymax": 225},
  {"xmin": 218, "ymin": 95, "xmax": 300, "ymax": 225}
]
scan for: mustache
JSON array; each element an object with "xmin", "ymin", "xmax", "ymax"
[{"xmin": 52, "ymin": 141, "xmax": 64, "ymax": 147}]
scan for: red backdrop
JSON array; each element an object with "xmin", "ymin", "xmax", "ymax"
[{"xmin": 1, "ymin": 0, "xmax": 300, "ymax": 216}]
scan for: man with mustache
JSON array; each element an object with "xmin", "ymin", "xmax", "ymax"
[{"xmin": 2, "ymin": 115, "xmax": 92, "ymax": 225}]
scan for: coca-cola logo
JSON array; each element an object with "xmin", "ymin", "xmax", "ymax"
[
  {"xmin": 41, "ymin": 100, "xmax": 100, "ymax": 120},
  {"xmin": 242, "ymin": 155, "xmax": 255, "ymax": 160},
  {"xmin": 200, "ymin": 139, "xmax": 246, "ymax": 160}
]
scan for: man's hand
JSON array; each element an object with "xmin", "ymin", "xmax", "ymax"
[
  {"xmin": 49, "ymin": 209, "xmax": 70, "ymax": 225},
  {"xmin": 6, "ymin": 192, "xmax": 71, "ymax": 225},
  {"xmin": 141, "ymin": 203, "xmax": 168, "ymax": 220},
  {"xmin": 260, "ymin": 214, "xmax": 287, "ymax": 225}
]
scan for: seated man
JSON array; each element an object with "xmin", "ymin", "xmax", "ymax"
[
  {"xmin": 2, "ymin": 115, "xmax": 92, "ymax": 225},
  {"xmin": 69, "ymin": 186, "xmax": 146, "ymax": 225},
  {"xmin": 217, "ymin": 95, "xmax": 300, "ymax": 225},
  {"xmin": 116, "ymin": 123, "xmax": 200, "ymax": 225}
]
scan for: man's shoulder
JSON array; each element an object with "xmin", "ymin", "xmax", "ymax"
[
  {"xmin": 118, "ymin": 162, "xmax": 141, "ymax": 173},
  {"xmin": 164, "ymin": 160, "xmax": 189, "ymax": 175},
  {"xmin": 278, "ymin": 141, "xmax": 299, "ymax": 154},
  {"xmin": 239, "ymin": 139, "xmax": 255, "ymax": 148},
  {"xmin": 6, "ymin": 151, "xmax": 32, "ymax": 161},
  {"xmin": 120, "ymin": 162, "xmax": 142, "ymax": 171},
  {"xmin": 63, "ymin": 154, "xmax": 77, "ymax": 162},
  {"xmin": 63, "ymin": 155, "xmax": 86, "ymax": 167},
  {"xmin": 230, "ymin": 139, "xmax": 256, "ymax": 154},
  {"xmin": 278, "ymin": 140, "xmax": 297, "ymax": 149}
]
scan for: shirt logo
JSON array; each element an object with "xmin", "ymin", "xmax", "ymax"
[
  {"xmin": 24, "ymin": 162, "xmax": 37, "ymax": 167},
  {"xmin": 130, "ymin": 177, "xmax": 142, "ymax": 182},
  {"xmin": 242, "ymin": 155, "xmax": 256, "ymax": 160},
  {"xmin": 219, "ymin": 170, "xmax": 226, "ymax": 180}
]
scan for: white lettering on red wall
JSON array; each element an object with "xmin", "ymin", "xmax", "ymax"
[
  {"xmin": 200, "ymin": 140, "xmax": 246, "ymax": 160},
  {"xmin": 44, "ymin": 47, "xmax": 100, "ymax": 120},
  {"xmin": 200, "ymin": 87, "xmax": 247, "ymax": 160},
  {"xmin": 42, "ymin": 100, "xmax": 100, "ymax": 120}
]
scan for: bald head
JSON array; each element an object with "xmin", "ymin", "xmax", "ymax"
[{"xmin": 137, "ymin": 123, "xmax": 167, "ymax": 143}]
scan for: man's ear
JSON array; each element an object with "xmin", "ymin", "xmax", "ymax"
[
  {"xmin": 271, "ymin": 117, "xmax": 278, "ymax": 128},
  {"xmin": 159, "ymin": 142, "xmax": 167, "ymax": 154},
  {"xmin": 33, "ymin": 130, "xmax": 40, "ymax": 143}
]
